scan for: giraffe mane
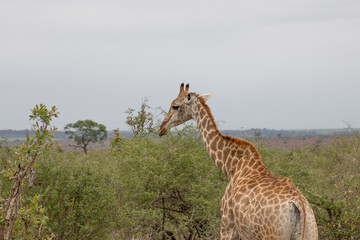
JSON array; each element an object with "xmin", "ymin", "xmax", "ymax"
[
  {"xmin": 196, "ymin": 94, "xmax": 260, "ymax": 155},
  {"xmin": 196, "ymin": 93, "xmax": 220, "ymax": 133}
]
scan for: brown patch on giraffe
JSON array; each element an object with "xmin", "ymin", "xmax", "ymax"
[
  {"xmin": 248, "ymin": 159, "xmax": 255, "ymax": 168},
  {"xmin": 260, "ymin": 197, "xmax": 268, "ymax": 206},
  {"xmin": 225, "ymin": 158, "xmax": 232, "ymax": 172},
  {"xmin": 217, "ymin": 151, "xmax": 223, "ymax": 160},
  {"xmin": 240, "ymin": 197, "xmax": 250, "ymax": 209},
  {"xmin": 274, "ymin": 188, "xmax": 281, "ymax": 194},
  {"xmin": 206, "ymin": 121, "xmax": 212, "ymax": 132},
  {"xmin": 247, "ymin": 180, "xmax": 257, "ymax": 189},
  {"xmin": 223, "ymin": 217, "xmax": 229, "ymax": 226},
  {"xmin": 250, "ymin": 191, "xmax": 255, "ymax": 199},
  {"xmin": 238, "ymin": 186, "xmax": 248, "ymax": 194},
  {"xmin": 223, "ymin": 148, "xmax": 230, "ymax": 161},
  {"xmin": 202, "ymin": 118, "xmax": 209, "ymax": 130},
  {"xmin": 268, "ymin": 193, "xmax": 276, "ymax": 200},
  {"xmin": 241, "ymin": 167, "xmax": 251, "ymax": 177},
  {"xmin": 241, "ymin": 150, "xmax": 249, "ymax": 160},
  {"xmin": 218, "ymin": 139, "xmax": 224, "ymax": 150},
  {"xmin": 211, "ymin": 152, "xmax": 216, "ymax": 161},
  {"xmin": 237, "ymin": 149, "xmax": 244, "ymax": 155},
  {"xmin": 200, "ymin": 108, "xmax": 206, "ymax": 119},
  {"xmin": 208, "ymin": 130, "xmax": 217, "ymax": 140},
  {"xmin": 255, "ymin": 194, "xmax": 262, "ymax": 202},
  {"xmin": 263, "ymin": 190, "xmax": 273, "ymax": 197},
  {"xmin": 252, "ymin": 161, "xmax": 261, "ymax": 170},
  {"xmin": 211, "ymin": 136, "xmax": 219, "ymax": 150},
  {"xmin": 202, "ymin": 128, "xmax": 208, "ymax": 138}
]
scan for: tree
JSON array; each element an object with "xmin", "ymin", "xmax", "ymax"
[
  {"xmin": 64, "ymin": 120, "xmax": 107, "ymax": 154},
  {"xmin": 125, "ymin": 98, "xmax": 158, "ymax": 137},
  {"xmin": 110, "ymin": 128, "xmax": 125, "ymax": 152},
  {"xmin": 254, "ymin": 129, "xmax": 262, "ymax": 141},
  {"xmin": 0, "ymin": 104, "xmax": 58, "ymax": 240}
]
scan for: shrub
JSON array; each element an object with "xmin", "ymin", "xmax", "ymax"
[{"xmin": 3, "ymin": 124, "xmax": 359, "ymax": 239}]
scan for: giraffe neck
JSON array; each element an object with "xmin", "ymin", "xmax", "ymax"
[{"xmin": 193, "ymin": 97, "xmax": 264, "ymax": 178}]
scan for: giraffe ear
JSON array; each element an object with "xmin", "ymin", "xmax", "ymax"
[{"xmin": 200, "ymin": 93, "xmax": 212, "ymax": 102}]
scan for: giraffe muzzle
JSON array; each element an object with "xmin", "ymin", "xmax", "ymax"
[{"xmin": 159, "ymin": 127, "xmax": 168, "ymax": 137}]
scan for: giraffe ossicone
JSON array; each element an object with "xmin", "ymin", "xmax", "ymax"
[{"xmin": 159, "ymin": 83, "xmax": 318, "ymax": 240}]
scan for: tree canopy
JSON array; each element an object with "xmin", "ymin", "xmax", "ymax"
[
  {"xmin": 64, "ymin": 120, "xmax": 107, "ymax": 154},
  {"xmin": 125, "ymin": 98, "xmax": 158, "ymax": 137}
]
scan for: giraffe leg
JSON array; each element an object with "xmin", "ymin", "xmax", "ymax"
[{"xmin": 220, "ymin": 193, "xmax": 241, "ymax": 240}]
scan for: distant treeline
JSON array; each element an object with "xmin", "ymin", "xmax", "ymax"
[
  {"xmin": 0, "ymin": 129, "xmax": 132, "ymax": 140},
  {"xmin": 223, "ymin": 128, "xmax": 352, "ymax": 138},
  {"xmin": 0, "ymin": 128, "xmax": 354, "ymax": 141}
]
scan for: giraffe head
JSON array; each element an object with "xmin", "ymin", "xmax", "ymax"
[{"xmin": 159, "ymin": 83, "xmax": 211, "ymax": 136}]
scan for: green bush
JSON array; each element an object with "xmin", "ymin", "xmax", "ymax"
[
  {"xmin": 1, "ymin": 104, "xmax": 58, "ymax": 240},
  {"xmin": 2, "ymin": 127, "xmax": 359, "ymax": 239},
  {"xmin": 34, "ymin": 151, "xmax": 116, "ymax": 239},
  {"xmin": 26, "ymin": 125, "xmax": 225, "ymax": 239}
]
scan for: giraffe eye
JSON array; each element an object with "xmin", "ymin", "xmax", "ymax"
[{"xmin": 172, "ymin": 105, "xmax": 180, "ymax": 110}]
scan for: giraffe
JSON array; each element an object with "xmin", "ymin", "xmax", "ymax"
[{"xmin": 159, "ymin": 83, "xmax": 318, "ymax": 240}]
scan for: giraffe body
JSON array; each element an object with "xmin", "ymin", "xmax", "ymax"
[{"xmin": 159, "ymin": 83, "xmax": 318, "ymax": 240}]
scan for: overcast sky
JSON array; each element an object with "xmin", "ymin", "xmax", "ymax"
[{"xmin": 1, "ymin": 0, "xmax": 359, "ymax": 131}]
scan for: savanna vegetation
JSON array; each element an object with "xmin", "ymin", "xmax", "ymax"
[{"xmin": 1, "ymin": 103, "xmax": 359, "ymax": 239}]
